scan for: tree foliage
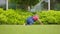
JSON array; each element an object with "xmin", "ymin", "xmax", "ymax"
[
  {"xmin": 11, "ymin": 0, "xmax": 39, "ymax": 6},
  {"xmin": 9, "ymin": 0, "xmax": 39, "ymax": 10}
]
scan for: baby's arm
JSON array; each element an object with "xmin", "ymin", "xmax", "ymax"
[{"xmin": 37, "ymin": 19, "xmax": 44, "ymax": 25}]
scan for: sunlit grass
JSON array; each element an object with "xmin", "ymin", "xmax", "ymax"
[{"xmin": 0, "ymin": 25, "xmax": 60, "ymax": 34}]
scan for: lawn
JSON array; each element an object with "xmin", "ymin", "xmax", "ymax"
[{"xmin": 0, "ymin": 25, "xmax": 60, "ymax": 34}]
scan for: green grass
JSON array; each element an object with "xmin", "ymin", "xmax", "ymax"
[{"xmin": 0, "ymin": 25, "xmax": 60, "ymax": 34}]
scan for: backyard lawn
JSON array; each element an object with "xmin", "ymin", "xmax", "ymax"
[{"xmin": 0, "ymin": 25, "xmax": 60, "ymax": 34}]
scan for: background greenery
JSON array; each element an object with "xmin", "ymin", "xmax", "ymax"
[
  {"xmin": 9, "ymin": 0, "xmax": 39, "ymax": 10},
  {"xmin": 0, "ymin": 8, "xmax": 60, "ymax": 25}
]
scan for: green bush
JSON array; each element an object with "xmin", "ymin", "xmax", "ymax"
[
  {"xmin": 0, "ymin": 9, "xmax": 33, "ymax": 25},
  {"xmin": 0, "ymin": 8, "xmax": 60, "ymax": 25},
  {"xmin": 37, "ymin": 10, "xmax": 60, "ymax": 25}
]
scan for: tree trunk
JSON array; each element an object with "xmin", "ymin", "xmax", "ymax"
[
  {"xmin": 24, "ymin": 5, "xmax": 28, "ymax": 10},
  {"xmin": 50, "ymin": 0, "xmax": 56, "ymax": 10}
]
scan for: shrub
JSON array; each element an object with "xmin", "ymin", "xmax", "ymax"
[
  {"xmin": 37, "ymin": 10, "xmax": 60, "ymax": 25},
  {"xmin": 0, "ymin": 8, "xmax": 60, "ymax": 25},
  {"xmin": 0, "ymin": 9, "xmax": 33, "ymax": 25}
]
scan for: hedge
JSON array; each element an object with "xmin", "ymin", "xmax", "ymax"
[
  {"xmin": 37, "ymin": 10, "xmax": 60, "ymax": 25},
  {"xmin": 0, "ymin": 9, "xmax": 33, "ymax": 25},
  {"xmin": 0, "ymin": 8, "xmax": 60, "ymax": 25}
]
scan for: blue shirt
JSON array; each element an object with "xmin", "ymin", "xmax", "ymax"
[{"xmin": 26, "ymin": 17, "xmax": 34, "ymax": 25}]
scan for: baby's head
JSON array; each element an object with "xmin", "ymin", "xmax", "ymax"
[{"xmin": 32, "ymin": 12, "xmax": 39, "ymax": 21}]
